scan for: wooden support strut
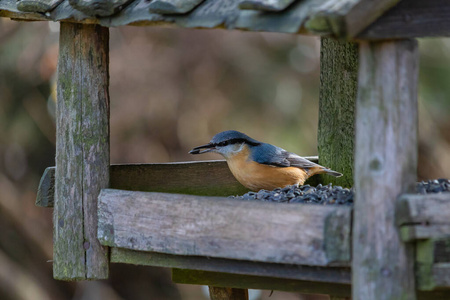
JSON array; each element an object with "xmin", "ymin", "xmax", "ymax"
[
  {"xmin": 353, "ymin": 39, "xmax": 419, "ymax": 299},
  {"xmin": 318, "ymin": 37, "xmax": 358, "ymax": 188},
  {"xmin": 54, "ymin": 23, "xmax": 110, "ymax": 280}
]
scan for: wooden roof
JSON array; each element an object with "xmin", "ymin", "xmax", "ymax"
[
  {"xmin": 0, "ymin": 0, "xmax": 399, "ymax": 38},
  {"xmin": 1, "ymin": 0, "xmax": 449, "ymax": 39}
]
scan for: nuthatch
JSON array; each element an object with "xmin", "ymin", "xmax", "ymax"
[{"xmin": 189, "ymin": 130, "xmax": 342, "ymax": 191}]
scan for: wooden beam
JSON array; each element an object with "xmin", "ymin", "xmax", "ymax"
[
  {"xmin": 400, "ymin": 225, "xmax": 450, "ymax": 242},
  {"xmin": 3, "ymin": 0, "xmax": 450, "ymax": 39},
  {"xmin": 318, "ymin": 37, "xmax": 358, "ymax": 188},
  {"xmin": 417, "ymin": 263, "xmax": 450, "ymax": 291},
  {"xmin": 172, "ymin": 269, "xmax": 352, "ymax": 297},
  {"xmin": 397, "ymin": 193, "xmax": 450, "ymax": 242},
  {"xmin": 54, "ymin": 23, "xmax": 109, "ymax": 280},
  {"xmin": 148, "ymin": 0, "xmax": 206, "ymax": 14},
  {"xmin": 238, "ymin": 0, "xmax": 297, "ymax": 12},
  {"xmin": 397, "ymin": 193, "xmax": 450, "ymax": 226},
  {"xmin": 98, "ymin": 189, "xmax": 352, "ymax": 267},
  {"xmin": 416, "ymin": 239, "xmax": 450, "ymax": 291},
  {"xmin": 305, "ymin": 0, "xmax": 400, "ymax": 38},
  {"xmin": 36, "ymin": 167, "xmax": 54, "ymax": 208},
  {"xmin": 353, "ymin": 39, "xmax": 419, "ymax": 299},
  {"xmin": 68, "ymin": 0, "xmax": 131, "ymax": 17},
  {"xmin": 358, "ymin": 0, "xmax": 450, "ymax": 40},
  {"xmin": 208, "ymin": 286, "xmax": 248, "ymax": 300},
  {"xmin": 35, "ymin": 157, "xmax": 319, "ymax": 208},
  {"xmin": 110, "ymin": 248, "xmax": 351, "ymax": 284}
]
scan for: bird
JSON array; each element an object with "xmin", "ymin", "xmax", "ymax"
[{"xmin": 189, "ymin": 130, "xmax": 342, "ymax": 191}]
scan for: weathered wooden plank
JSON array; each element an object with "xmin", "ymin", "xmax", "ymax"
[
  {"xmin": 238, "ymin": 0, "xmax": 296, "ymax": 12},
  {"xmin": 98, "ymin": 189, "xmax": 352, "ymax": 266},
  {"xmin": 434, "ymin": 239, "xmax": 450, "ymax": 263},
  {"xmin": 305, "ymin": 0, "xmax": 400, "ymax": 38},
  {"xmin": 68, "ymin": 0, "xmax": 134, "ymax": 17},
  {"xmin": 353, "ymin": 39, "xmax": 419, "ymax": 299},
  {"xmin": 397, "ymin": 193, "xmax": 450, "ymax": 226},
  {"xmin": 37, "ymin": 157, "xmax": 318, "ymax": 208},
  {"xmin": 417, "ymin": 263, "xmax": 450, "ymax": 291},
  {"xmin": 110, "ymin": 248, "xmax": 352, "ymax": 284},
  {"xmin": 416, "ymin": 239, "xmax": 450, "ymax": 290},
  {"xmin": 36, "ymin": 167, "xmax": 55, "ymax": 208},
  {"xmin": 110, "ymin": 161, "xmax": 250, "ymax": 196},
  {"xmin": 54, "ymin": 23, "xmax": 109, "ymax": 280},
  {"xmin": 318, "ymin": 35, "xmax": 356, "ymax": 300},
  {"xmin": 17, "ymin": 0, "xmax": 63, "ymax": 13},
  {"xmin": 172, "ymin": 269, "xmax": 352, "ymax": 297},
  {"xmin": 2, "ymin": 0, "xmax": 450, "ymax": 40},
  {"xmin": 173, "ymin": 267, "xmax": 450, "ymax": 298},
  {"xmin": 416, "ymin": 238, "xmax": 450, "ymax": 265},
  {"xmin": 234, "ymin": 0, "xmax": 327, "ymax": 34},
  {"xmin": 149, "ymin": 0, "xmax": 205, "ymax": 14},
  {"xmin": 209, "ymin": 286, "xmax": 248, "ymax": 300},
  {"xmin": 172, "ymin": 0, "xmax": 239, "ymax": 29},
  {"xmin": 318, "ymin": 37, "xmax": 357, "ymax": 188},
  {"xmin": 359, "ymin": 0, "xmax": 450, "ymax": 40},
  {"xmin": 0, "ymin": 0, "xmax": 50, "ymax": 20},
  {"xmin": 324, "ymin": 208, "xmax": 352, "ymax": 265},
  {"xmin": 50, "ymin": 0, "xmax": 97, "ymax": 23},
  {"xmin": 401, "ymin": 225, "xmax": 450, "ymax": 242}
]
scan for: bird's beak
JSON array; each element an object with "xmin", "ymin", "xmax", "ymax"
[{"xmin": 189, "ymin": 143, "xmax": 216, "ymax": 155}]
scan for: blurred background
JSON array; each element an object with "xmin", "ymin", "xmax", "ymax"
[{"xmin": 0, "ymin": 19, "xmax": 449, "ymax": 300}]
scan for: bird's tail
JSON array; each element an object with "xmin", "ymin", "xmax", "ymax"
[{"xmin": 323, "ymin": 168, "xmax": 343, "ymax": 177}]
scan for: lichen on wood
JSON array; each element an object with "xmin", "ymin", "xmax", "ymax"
[
  {"xmin": 54, "ymin": 23, "xmax": 110, "ymax": 280},
  {"xmin": 318, "ymin": 37, "xmax": 358, "ymax": 188}
]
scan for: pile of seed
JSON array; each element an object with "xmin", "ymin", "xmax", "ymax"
[{"xmin": 236, "ymin": 178, "xmax": 450, "ymax": 205}]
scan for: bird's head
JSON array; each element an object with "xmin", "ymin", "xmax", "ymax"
[{"xmin": 189, "ymin": 130, "xmax": 260, "ymax": 158}]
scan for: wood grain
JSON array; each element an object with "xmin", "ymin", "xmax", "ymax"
[
  {"xmin": 318, "ymin": 37, "xmax": 357, "ymax": 188},
  {"xmin": 305, "ymin": 0, "xmax": 400, "ymax": 38},
  {"xmin": 149, "ymin": 0, "xmax": 205, "ymax": 14},
  {"xmin": 417, "ymin": 263, "xmax": 450, "ymax": 291},
  {"xmin": 54, "ymin": 23, "xmax": 109, "ymax": 280},
  {"xmin": 17, "ymin": 0, "xmax": 63, "ymax": 13},
  {"xmin": 400, "ymin": 225, "xmax": 450, "ymax": 242},
  {"xmin": 238, "ymin": 0, "xmax": 296, "ymax": 12},
  {"xmin": 416, "ymin": 239, "xmax": 450, "ymax": 290},
  {"xmin": 397, "ymin": 193, "xmax": 450, "ymax": 242},
  {"xmin": 359, "ymin": 0, "xmax": 450, "ymax": 40},
  {"xmin": 98, "ymin": 189, "xmax": 352, "ymax": 266},
  {"xmin": 397, "ymin": 193, "xmax": 450, "ymax": 225},
  {"xmin": 2, "ymin": 0, "xmax": 450, "ymax": 40},
  {"xmin": 234, "ymin": 0, "xmax": 326, "ymax": 34},
  {"xmin": 172, "ymin": 269, "xmax": 352, "ymax": 297},
  {"xmin": 110, "ymin": 248, "xmax": 352, "ymax": 283},
  {"xmin": 36, "ymin": 157, "xmax": 319, "ymax": 208},
  {"xmin": 68, "ymin": 0, "xmax": 133, "ymax": 17},
  {"xmin": 36, "ymin": 167, "xmax": 55, "ymax": 208},
  {"xmin": 208, "ymin": 286, "xmax": 248, "ymax": 300},
  {"xmin": 353, "ymin": 39, "xmax": 419, "ymax": 299}
]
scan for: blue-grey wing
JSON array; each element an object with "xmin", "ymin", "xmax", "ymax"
[
  {"xmin": 285, "ymin": 152, "xmax": 319, "ymax": 170},
  {"xmin": 250, "ymin": 143, "xmax": 317, "ymax": 169}
]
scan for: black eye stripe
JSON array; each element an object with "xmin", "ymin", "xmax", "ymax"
[{"xmin": 213, "ymin": 138, "xmax": 259, "ymax": 147}]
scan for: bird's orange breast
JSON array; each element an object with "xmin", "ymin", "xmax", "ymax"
[{"xmin": 226, "ymin": 145, "xmax": 308, "ymax": 191}]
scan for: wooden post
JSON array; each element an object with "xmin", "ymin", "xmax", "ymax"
[
  {"xmin": 353, "ymin": 39, "xmax": 418, "ymax": 299},
  {"xmin": 318, "ymin": 37, "xmax": 358, "ymax": 188},
  {"xmin": 209, "ymin": 287, "xmax": 248, "ymax": 300},
  {"xmin": 54, "ymin": 23, "xmax": 110, "ymax": 280}
]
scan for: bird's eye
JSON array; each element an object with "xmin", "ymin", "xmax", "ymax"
[{"xmin": 219, "ymin": 141, "xmax": 228, "ymax": 146}]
